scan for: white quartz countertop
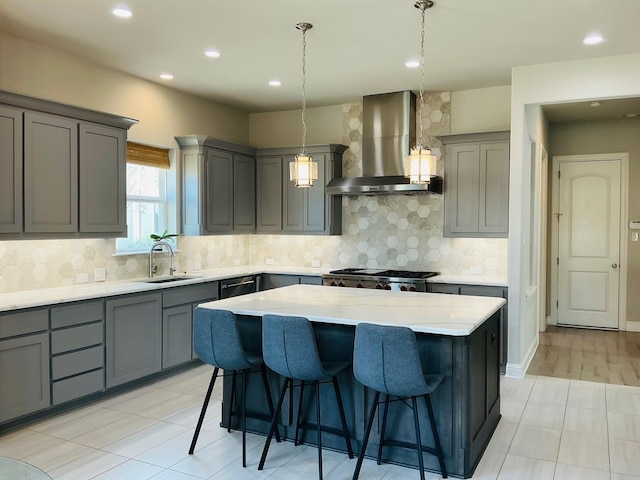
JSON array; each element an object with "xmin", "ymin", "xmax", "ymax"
[
  {"xmin": 199, "ymin": 284, "xmax": 505, "ymax": 336},
  {"xmin": 0, "ymin": 265, "xmax": 327, "ymax": 312}
]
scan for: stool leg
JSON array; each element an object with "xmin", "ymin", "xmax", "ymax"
[
  {"xmin": 258, "ymin": 377, "xmax": 290, "ymax": 471},
  {"xmin": 411, "ymin": 396, "xmax": 426, "ymax": 480},
  {"xmin": 242, "ymin": 369, "xmax": 247, "ymax": 468},
  {"xmin": 352, "ymin": 390, "xmax": 380, "ymax": 480},
  {"xmin": 332, "ymin": 376, "xmax": 354, "ymax": 459},
  {"xmin": 377, "ymin": 394, "xmax": 390, "ymax": 465},
  {"xmin": 425, "ymin": 394, "xmax": 448, "ymax": 478},
  {"xmin": 315, "ymin": 380, "xmax": 323, "ymax": 480},
  {"xmin": 294, "ymin": 381, "xmax": 306, "ymax": 446},
  {"xmin": 260, "ymin": 364, "xmax": 281, "ymax": 443},
  {"xmin": 228, "ymin": 371, "xmax": 237, "ymax": 433},
  {"xmin": 189, "ymin": 367, "xmax": 219, "ymax": 454}
]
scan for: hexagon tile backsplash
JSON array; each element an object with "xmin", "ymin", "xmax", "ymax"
[{"xmin": 0, "ymin": 93, "xmax": 507, "ymax": 293}]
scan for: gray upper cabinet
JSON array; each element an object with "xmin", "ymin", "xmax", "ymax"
[
  {"xmin": 440, "ymin": 131, "xmax": 510, "ymax": 238},
  {"xmin": 256, "ymin": 144, "xmax": 346, "ymax": 235},
  {"xmin": 0, "ymin": 90, "xmax": 136, "ymax": 239},
  {"xmin": 24, "ymin": 111, "xmax": 79, "ymax": 233},
  {"xmin": 0, "ymin": 105, "xmax": 22, "ymax": 234},
  {"xmin": 177, "ymin": 135, "xmax": 256, "ymax": 235},
  {"xmin": 79, "ymin": 123, "xmax": 126, "ymax": 235},
  {"xmin": 256, "ymin": 156, "xmax": 283, "ymax": 232}
]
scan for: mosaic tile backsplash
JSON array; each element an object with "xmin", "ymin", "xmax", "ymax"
[{"xmin": 0, "ymin": 93, "xmax": 507, "ymax": 293}]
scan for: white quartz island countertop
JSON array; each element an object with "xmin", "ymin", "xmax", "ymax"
[{"xmin": 200, "ymin": 284, "xmax": 505, "ymax": 336}]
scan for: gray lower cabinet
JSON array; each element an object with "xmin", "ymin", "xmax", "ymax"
[
  {"xmin": 0, "ymin": 105, "xmax": 22, "ymax": 234},
  {"xmin": 439, "ymin": 131, "xmax": 510, "ymax": 238},
  {"xmin": 260, "ymin": 273, "xmax": 322, "ymax": 290},
  {"xmin": 50, "ymin": 300, "xmax": 105, "ymax": 405},
  {"xmin": 177, "ymin": 135, "xmax": 256, "ymax": 235},
  {"xmin": 161, "ymin": 282, "xmax": 219, "ymax": 366},
  {"xmin": 106, "ymin": 293, "xmax": 162, "ymax": 388},
  {"xmin": 256, "ymin": 144, "xmax": 347, "ymax": 235},
  {"xmin": 0, "ymin": 308, "xmax": 50, "ymax": 423},
  {"xmin": 429, "ymin": 282, "xmax": 508, "ymax": 374}
]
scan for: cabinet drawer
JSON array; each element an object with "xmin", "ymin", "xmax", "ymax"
[
  {"xmin": 51, "ymin": 322, "xmax": 103, "ymax": 354},
  {"xmin": 52, "ymin": 369, "xmax": 104, "ymax": 405},
  {"xmin": 51, "ymin": 301, "xmax": 103, "ymax": 328},
  {"xmin": 429, "ymin": 284, "xmax": 460, "ymax": 295},
  {"xmin": 299, "ymin": 275, "xmax": 322, "ymax": 286},
  {"xmin": 52, "ymin": 345, "xmax": 104, "ymax": 380},
  {"xmin": 162, "ymin": 282, "xmax": 218, "ymax": 308},
  {"xmin": 0, "ymin": 309, "xmax": 48, "ymax": 339},
  {"xmin": 459, "ymin": 286, "xmax": 505, "ymax": 298}
]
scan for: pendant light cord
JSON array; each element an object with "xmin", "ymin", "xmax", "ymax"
[
  {"xmin": 418, "ymin": 2, "xmax": 427, "ymax": 150},
  {"xmin": 299, "ymin": 23, "xmax": 309, "ymax": 155}
]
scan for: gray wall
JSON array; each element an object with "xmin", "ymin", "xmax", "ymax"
[{"xmin": 548, "ymin": 118, "xmax": 640, "ymax": 322}]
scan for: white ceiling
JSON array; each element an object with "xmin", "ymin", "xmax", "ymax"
[{"xmin": 1, "ymin": 0, "xmax": 639, "ymax": 114}]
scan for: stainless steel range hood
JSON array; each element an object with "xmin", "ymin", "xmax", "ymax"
[{"xmin": 326, "ymin": 91, "xmax": 442, "ymax": 195}]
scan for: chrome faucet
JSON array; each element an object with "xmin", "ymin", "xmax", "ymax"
[{"xmin": 149, "ymin": 241, "xmax": 175, "ymax": 278}]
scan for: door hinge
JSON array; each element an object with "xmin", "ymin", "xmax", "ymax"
[
  {"xmin": 558, "ymin": 170, "xmax": 561, "ymax": 179},
  {"xmin": 556, "ymin": 257, "xmax": 559, "ymax": 265},
  {"xmin": 556, "ymin": 300, "xmax": 559, "ymax": 308}
]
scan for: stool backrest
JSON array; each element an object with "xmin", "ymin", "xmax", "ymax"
[
  {"xmin": 193, "ymin": 308, "xmax": 252, "ymax": 371},
  {"xmin": 262, "ymin": 314, "xmax": 326, "ymax": 381},
  {"xmin": 353, "ymin": 322, "xmax": 428, "ymax": 398}
]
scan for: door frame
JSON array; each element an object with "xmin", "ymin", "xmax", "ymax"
[{"xmin": 549, "ymin": 153, "xmax": 628, "ymax": 329}]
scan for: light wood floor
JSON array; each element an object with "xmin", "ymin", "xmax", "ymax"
[{"xmin": 527, "ymin": 325, "xmax": 640, "ymax": 386}]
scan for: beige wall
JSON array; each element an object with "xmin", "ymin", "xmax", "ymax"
[
  {"xmin": 0, "ymin": 32, "xmax": 249, "ymax": 148},
  {"xmin": 450, "ymin": 85, "xmax": 511, "ymax": 134},
  {"xmin": 548, "ymin": 118, "xmax": 640, "ymax": 323},
  {"xmin": 249, "ymin": 105, "xmax": 344, "ymax": 148}
]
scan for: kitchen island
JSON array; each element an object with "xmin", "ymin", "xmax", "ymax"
[{"xmin": 199, "ymin": 284, "xmax": 504, "ymax": 478}]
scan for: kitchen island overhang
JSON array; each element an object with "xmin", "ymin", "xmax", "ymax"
[{"xmin": 198, "ymin": 284, "xmax": 504, "ymax": 478}]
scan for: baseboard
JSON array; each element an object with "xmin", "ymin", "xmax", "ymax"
[
  {"xmin": 626, "ymin": 321, "xmax": 640, "ymax": 332},
  {"xmin": 504, "ymin": 335, "xmax": 539, "ymax": 378}
]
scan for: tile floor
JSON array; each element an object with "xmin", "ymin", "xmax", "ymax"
[
  {"xmin": 527, "ymin": 326, "xmax": 640, "ymax": 386},
  {"xmin": 2, "ymin": 365, "xmax": 640, "ymax": 479}
]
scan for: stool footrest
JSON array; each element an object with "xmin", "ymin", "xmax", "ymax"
[
  {"xmin": 298, "ymin": 421, "xmax": 349, "ymax": 440},
  {"xmin": 382, "ymin": 439, "xmax": 439, "ymax": 457}
]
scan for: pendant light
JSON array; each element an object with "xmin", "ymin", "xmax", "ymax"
[
  {"xmin": 289, "ymin": 22, "xmax": 319, "ymax": 188},
  {"xmin": 404, "ymin": 0, "xmax": 437, "ymax": 185}
]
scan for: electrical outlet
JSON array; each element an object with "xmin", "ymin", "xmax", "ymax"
[
  {"xmin": 469, "ymin": 266, "xmax": 482, "ymax": 275},
  {"xmin": 265, "ymin": 258, "xmax": 273, "ymax": 265},
  {"xmin": 76, "ymin": 273, "xmax": 89, "ymax": 284},
  {"xmin": 193, "ymin": 262, "xmax": 202, "ymax": 271},
  {"xmin": 94, "ymin": 268, "xmax": 106, "ymax": 282},
  {"xmin": 234, "ymin": 259, "xmax": 241, "ymax": 266},
  {"xmin": 311, "ymin": 260, "xmax": 320, "ymax": 268}
]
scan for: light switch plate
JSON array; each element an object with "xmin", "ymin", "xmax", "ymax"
[
  {"xmin": 469, "ymin": 266, "xmax": 482, "ymax": 275},
  {"xmin": 234, "ymin": 259, "xmax": 241, "ymax": 266},
  {"xmin": 76, "ymin": 273, "xmax": 89, "ymax": 284},
  {"xmin": 193, "ymin": 262, "xmax": 202, "ymax": 271},
  {"xmin": 94, "ymin": 268, "xmax": 106, "ymax": 282},
  {"xmin": 311, "ymin": 260, "xmax": 320, "ymax": 268},
  {"xmin": 265, "ymin": 258, "xmax": 274, "ymax": 265}
]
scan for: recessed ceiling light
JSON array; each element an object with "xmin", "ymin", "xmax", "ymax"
[
  {"xmin": 112, "ymin": 7, "xmax": 132, "ymax": 18},
  {"xmin": 205, "ymin": 50, "xmax": 221, "ymax": 58},
  {"xmin": 269, "ymin": 80, "xmax": 282, "ymax": 87},
  {"xmin": 405, "ymin": 60, "xmax": 420, "ymax": 68},
  {"xmin": 583, "ymin": 33, "xmax": 604, "ymax": 45},
  {"xmin": 590, "ymin": 101, "xmax": 601, "ymax": 108},
  {"xmin": 621, "ymin": 113, "xmax": 640, "ymax": 118},
  {"xmin": 160, "ymin": 74, "xmax": 174, "ymax": 80}
]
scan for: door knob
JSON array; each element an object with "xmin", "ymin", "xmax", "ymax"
[{"xmin": 612, "ymin": 263, "xmax": 618, "ymax": 269}]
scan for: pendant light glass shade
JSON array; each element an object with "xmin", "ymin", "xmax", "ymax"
[
  {"xmin": 404, "ymin": 0, "xmax": 437, "ymax": 185},
  {"xmin": 404, "ymin": 147, "xmax": 437, "ymax": 184},
  {"xmin": 289, "ymin": 22, "xmax": 318, "ymax": 188},
  {"xmin": 289, "ymin": 153, "xmax": 318, "ymax": 187}
]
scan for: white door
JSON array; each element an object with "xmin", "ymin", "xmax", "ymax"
[{"xmin": 557, "ymin": 159, "xmax": 620, "ymax": 328}]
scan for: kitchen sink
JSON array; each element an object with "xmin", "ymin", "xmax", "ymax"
[{"xmin": 137, "ymin": 276, "xmax": 199, "ymax": 284}]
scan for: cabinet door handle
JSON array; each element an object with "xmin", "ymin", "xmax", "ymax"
[
  {"xmin": 491, "ymin": 333, "xmax": 497, "ymax": 345},
  {"xmin": 221, "ymin": 280, "xmax": 255, "ymax": 289}
]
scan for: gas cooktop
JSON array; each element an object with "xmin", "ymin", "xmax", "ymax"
[{"xmin": 327, "ymin": 268, "xmax": 439, "ymax": 279}]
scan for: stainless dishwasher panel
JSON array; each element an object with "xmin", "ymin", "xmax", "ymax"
[{"xmin": 219, "ymin": 276, "xmax": 257, "ymax": 298}]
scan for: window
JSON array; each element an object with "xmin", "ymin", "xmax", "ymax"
[{"xmin": 116, "ymin": 142, "xmax": 171, "ymax": 253}]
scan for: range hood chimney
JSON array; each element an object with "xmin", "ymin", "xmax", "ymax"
[{"xmin": 326, "ymin": 91, "xmax": 442, "ymax": 195}]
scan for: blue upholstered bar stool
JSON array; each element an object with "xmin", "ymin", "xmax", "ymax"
[
  {"xmin": 189, "ymin": 308, "xmax": 279, "ymax": 467},
  {"xmin": 352, "ymin": 323, "xmax": 447, "ymax": 480},
  {"xmin": 258, "ymin": 314, "xmax": 354, "ymax": 480}
]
